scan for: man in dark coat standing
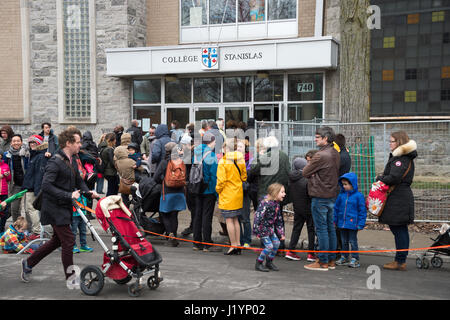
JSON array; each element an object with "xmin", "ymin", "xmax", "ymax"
[
  {"xmin": 126, "ymin": 119, "xmax": 143, "ymax": 147},
  {"xmin": 21, "ymin": 127, "xmax": 100, "ymax": 283}
]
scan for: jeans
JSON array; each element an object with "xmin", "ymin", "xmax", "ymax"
[
  {"xmin": 257, "ymin": 234, "xmax": 280, "ymax": 262},
  {"xmin": 96, "ymin": 177, "xmax": 105, "ymax": 194},
  {"xmin": 389, "ymin": 225, "xmax": 410, "ymax": 263},
  {"xmin": 340, "ymin": 228, "xmax": 359, "ymax": 260},
  {"xmin": 239, "ymin": 193, "xmax": 252, "ymax": 245},
  {"xmin": 311, "ymin": 197, "xmax": 337, "ymax": 263},
  {"xmin": 71, "ymin": 215, "xmax": 87, "ymax": 247},
  {"xmin": 193, "ymin": 193, "xmax": 216, "ymax": 248}
]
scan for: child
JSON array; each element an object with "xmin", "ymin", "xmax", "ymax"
[
  {"xmin": 127, "ymin": 143, "xmax": 142, "ymax": 169},
  {"xmin": 71, "ymin": 195, "xmax": 93, "ymax": 253},
  {"xmin": 333, "ymin": 172, "xmax": 367, "ymax": 268},
  {"xmin": 0, "ymin": 217, "xmax": 38, "ymax": 254},
  {"xmin": 0, "ymin": 152, "xmax": 11, "ymax": 234},
  {"xmin": 253, "ymin": 183, "xmax": 286, "ymax": 272},
  {"xmin": 285, "ymin": 157, "xmax": 316, "ymax": 262}
]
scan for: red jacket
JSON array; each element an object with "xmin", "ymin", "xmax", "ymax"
[{"xmin": 0, "ymin": 161, "xmax": 11, "ymax": 195}]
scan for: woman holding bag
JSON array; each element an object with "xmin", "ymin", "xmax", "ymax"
[{"xmin": 377, "ymin": 131, "xmax": 417, "ymax": 271}]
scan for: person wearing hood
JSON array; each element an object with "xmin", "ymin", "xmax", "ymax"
[
  {"xmin": 151, "ymin": 124, "xmax": 174, "ymax": 167},
  {"xmin": 0, "ymin": 125, "xmax": 15, "ymax": 154},
  {"xmin": 114, "ymin": 143, "xmax": 136, "ymax": 207},
  {"xmin": 3, "ymin": 134, "xmax": 29, "ymax": 223},
  {"xmin": 113, "ymin": 125, "xmax": 124, "ymax": 148},
  {"xmin": 192, "ymin": 133, "xmax": 220, "ymax": 252},
  {"xmin": 333, "ymin": 172, "xmax": 367, "ymax": 268},
  {"xmin": 80, "ymin": 131, "xmax": 99, "ymax": 187},
  {"xmin": 22, "ymin": 135, "xmax": 49, "ymax": 238},
  {"xmin": 285, "ymin": 157, "xmax": 316, "ymax": 262},
  {"xmin": 378, "ymin": 131, "xmax": 417, "ymax": 271},
  {"xmin": 216, "ymin": 138, "xmax": 247, "ymax": 255},
  {"xmin": 38, "ymin": 122, "xmax": 59, "ymax": 158}
]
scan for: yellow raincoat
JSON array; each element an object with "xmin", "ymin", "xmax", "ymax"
[{"xmin": 216, "ymin": 151, "xmax": 247, "ymax": 211}]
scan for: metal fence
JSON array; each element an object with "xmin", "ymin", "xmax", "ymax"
[{"xmin": 254, "ymin": 120, "xmax": 450, "ymax": 223}]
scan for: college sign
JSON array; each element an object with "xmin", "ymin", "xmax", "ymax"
[{"xmin": 201, "ymin": 47, "xmax": 219, "ymax": 70}]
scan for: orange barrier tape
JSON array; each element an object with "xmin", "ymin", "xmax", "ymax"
[{"xmin": 74, "ymin": 201, "xmax": 450, "ymax": 254}]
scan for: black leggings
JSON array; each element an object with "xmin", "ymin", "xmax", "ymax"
[{"xmin": 160, "ymin": 211, "xmax": 179, "ymax": 236}]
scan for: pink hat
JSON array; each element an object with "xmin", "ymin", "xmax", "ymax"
[{"xmin": 28, "ymin": 134, "xmax": 44, "ymax": 145}]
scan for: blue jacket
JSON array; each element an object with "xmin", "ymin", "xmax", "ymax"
[
  {"xmin": 151, "ymin": 124, "xmax": 173, "ymax": 166},
  {"xmin": 333, "ymin": 172, "xmax": 367, "ymax": 230},
  {"xmin": 22, "ymin": 144, "xmax": 48, "ymax": 196},
  {"xmin": 193, "ymin": 144, "xmax": 218, "ymax": 196}
]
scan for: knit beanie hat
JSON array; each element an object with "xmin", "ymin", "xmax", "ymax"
[
  {"xmin": 28, "ymin": 134, "xmax": 44, "ymax": 145},
  {"xmin": 293, "ymin": 157, "xmax": 307, "ymax": 171}
]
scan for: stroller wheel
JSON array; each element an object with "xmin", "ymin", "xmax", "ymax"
[
  {"xmin": 416, "ymin": 257, "xmax": 423, "ymax": 269},
  {"xmin": 114, "ymin": 275, "xmax": 132, "ymax": 285},
  {"xmin": 80, "ymin": 266, "xmax": 105, "ymax": 296},
  {"xmin": 431, "ymin": 256, "xmax": 443, "ymax": 268},
  {"xmin": 147, "ymin": 276, "xmax": 159, "ymax": 290},
  {"xmin": 128, "ymin": 283, "xmax": 142, "ymax": 297}
]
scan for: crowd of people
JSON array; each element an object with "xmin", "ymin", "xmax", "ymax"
[{"xmin": 0, "ymin": 118, "xmax": 417, "ymax": 282}]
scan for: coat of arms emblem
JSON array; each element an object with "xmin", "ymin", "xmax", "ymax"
[{"xmin": 201, "ymin": 47, "xmax": 219, "ymax": 70}]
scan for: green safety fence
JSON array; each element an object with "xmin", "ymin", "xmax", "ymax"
[{"xmin": 348, "ymin": 136, "xmax": 376, "ymax": 197}]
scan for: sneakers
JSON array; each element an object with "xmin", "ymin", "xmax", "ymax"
[
  {"xmin": 167, "ymin": 233, "xmax": 179, "ymax": 247},
  {"xmin": 304, "ymin": 260, "xmax": 329, "ymax": 271},
  {"xmin": 79, "ymin": 245, "xmax": 93, "ymax": 253},
  {"xmin": 307, "ymin": 254, "xmax": 316, "ymax": 262},
  {"xmin": 192, "ymin": 245, "xmax": 203, "ymax": 251},
  {"xmin": 336, "ymin": 256, "xmax": 350, "ymax": 265},
  {"xmin": 21, "ymin": 259, "xmax": 32, "ymax": 283},
  {"xmin": 348, "ymin": 258, "xmax": 360, "ymax": 268},
  {"xmin": 285, "ymin": 251, "xmax": 301, "ymax": 261},
  {"xmin": 73, "ymin": 246, "xmax": 80, "ymax": 254}
]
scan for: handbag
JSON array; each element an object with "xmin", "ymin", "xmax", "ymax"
[
  {"xmin": 119, "ymin": 177, "xmax": 134, "ymax": 195},
  {"xmin": 233, "ymin": 160, "xmax": 249, "ymax": 192},
  {"xmin": 367, "ymin": 161, "xmax": 412, "ymax": 217}
]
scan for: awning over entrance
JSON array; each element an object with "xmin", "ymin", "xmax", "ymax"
[{"xmin": 106, "ymin": 37, "xmax": 339, "ymax": 77}]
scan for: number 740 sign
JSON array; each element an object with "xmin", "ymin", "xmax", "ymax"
[{"xmin": 297, "ymin": 83, "xmax": 314, "ymax": 93}]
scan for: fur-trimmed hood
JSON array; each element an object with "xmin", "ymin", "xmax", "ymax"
[{"xmin": 392, "ymin": 139, "xmax": 417, "ymax": 157}]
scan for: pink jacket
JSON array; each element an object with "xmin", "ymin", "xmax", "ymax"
[{"xmin": 0, "ymin": 161, "xmax": 11, "ymax": 195}]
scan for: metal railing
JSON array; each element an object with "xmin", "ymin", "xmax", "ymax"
[{"xmin": 255, "ymin": 120, "xmax": 450, "ymax": 223}]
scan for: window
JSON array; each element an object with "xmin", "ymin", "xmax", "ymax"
[
  {"xmin": 407, "ymin": 13, "xmax": 420, "ymax": 24},
  {"xmin": 133, "ymin": 80, "xmax": 161, "ymax": 104},
  {"xmin": 441, "ymin": 89, "xmax": 450, "ymax": 100},
  {"xmin": 181, "ymin": 0, "xmax": 207, "ymax": 26},
  {"xmin": 209, "ymin": 0, "xmax": 236, "ymax": 24},
  {"xmin": 63, "ymin": 0, "xmax": 92, "ymax": 119},
  {"xmin": 238, "ymin": 0, "xmax": 265, "ymax": 22},
  {"xmin": 194, "ymin": 77, "xmax": 221, "ymax": 103},
  {"xmin": 268, "ymin": 0, "xmax": 296, "ymax": 20},
  {"xmin": 405, "ymin": 91, "xmax": 417, "ymax": 102},
  {"xmin": 223, "ymin": 76, "xmax": 252, "ymax": 102},
  {"xmin": 288, "ymin": 103, "xmax": 322, "ymax": 121},
  {"xmin": 432, "ymin": 11, "xmax": 445, "ymax": 22},
  {"xmin": 382, "ymin": 70, "xmax": 394, "ymax": 81},
  {"xmin": 165, "ymin": 78, "xmax": 191, "ymax": 103},
  {"xmin": 444, "ymin": 33, "xmax": 450, "ymax": 43},
  {"xmin": 254, "ymin": 75, "xmax": 283, "ymax": 102},
  {"xmin": 383, "ymin": 36, "xmax": 396, "ymax": 48},
  {"xmin": 288, "ymin": 74, "xmax": 323, "ymax": 101},
  {"xmin": 405, "ymin": 69, "xmax": 417, "ymax": 80}
]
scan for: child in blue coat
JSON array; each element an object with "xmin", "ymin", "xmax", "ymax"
[{"xmin": 333, "ymin": 172, "xmax": 367, "ymax": 268}]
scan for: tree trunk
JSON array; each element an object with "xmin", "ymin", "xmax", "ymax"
[{"xmin": 339, "ymin": 0, "xmax": 371, "ymax": 124}]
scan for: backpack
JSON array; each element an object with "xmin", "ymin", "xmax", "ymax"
[
  {"xmin": 188, "ymin": 150, "xmax": 212, "ymax": 195},
  {"xmin": 164, "ymin": 158, "xmax": 186, "ymax": 188}
]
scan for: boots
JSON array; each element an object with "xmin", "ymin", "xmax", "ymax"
[
  {"xmin": 255, "ymin": 259, "xmax": 269, "ymax": 272},
  {"xmin": 265, "ymin": 258, "xmax": 279, "ymax": 271},
  {"xmin": 383, "ymin": 261, "xmax": 407, "ymax": 271}
]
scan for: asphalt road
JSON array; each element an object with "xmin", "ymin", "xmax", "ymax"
[{"xmin": 1, "ymin": 233, "xmax": 449, "ymax": 301}]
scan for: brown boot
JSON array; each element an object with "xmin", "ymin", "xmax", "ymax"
[{"xmin": 383, "ymin": 261, "xmax": 407, "ymax": 271}]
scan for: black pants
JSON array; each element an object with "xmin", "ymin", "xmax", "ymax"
[
  {"xmin": 193, "ymin": 194, "xmax": 216, "ymax": 248},
  {"xmin": 186, "ymin": 191, "xmax": 196, "ymax": 229},
  {"xmin": 289, "ymin": 213, "xmax": 315, "ymax": 251},
  {"xmin": 160, "ymin": 211, "xmax": 178, "ymax": 236},
  {"xmin": 105, "ymin": 175, "xmax": 119, "ymax": 196}
]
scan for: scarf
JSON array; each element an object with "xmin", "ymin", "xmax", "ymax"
[{"xmin": 9, "ymin": 145, "xmax": 29, "ymax": 158}]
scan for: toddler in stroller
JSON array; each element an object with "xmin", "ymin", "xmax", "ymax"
[{"xmin": 74, "ymin": 195, "xmax": 163, "ymax": 297}]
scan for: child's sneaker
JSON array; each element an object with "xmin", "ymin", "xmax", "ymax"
[
  {"xmin": 336, "ymin": 256, "xmax": 350, "ymax": 265},
  {"xmin": 20, "ymin": 259, "xmax": 32, "ymax": 283},
  {"xmin": 348, "ymin": 258, "xmax": 360, "ymax": 268},
  {"xmin": 307, "ymin": 254, "xmax": 316, "ymax": 262},
  {"xmin": 79, "ymin": 245, "xmax": 93, "ymax": 253},
  {"xmin": 285, "ymin": 251, "xmax": 301, "ymax": 261},
  {"xmin": 73, "ymin": 246, "xmax": 80, "ymax": 254}
]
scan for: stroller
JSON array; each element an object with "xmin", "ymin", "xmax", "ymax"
[
  {"xmin": 416, "ymin": 224, "xmax": 450, "ymax": 269},
  {"xmin": 73, "ymin": 194, "xmax": 163, "ymax": 297},
  {"xmin": 130, "ymin": 175, "xmax": 165, "ymax": 237}
]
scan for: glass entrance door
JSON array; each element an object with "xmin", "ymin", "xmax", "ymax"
[
  {"xmin": 225, "ymin": 106, "xmax": 249, "ymax": 125},
  {"xmin": 254, "ymin": 104, "xmax": 280, "ymax": 121},
  {"xmin": 195, "ymin": 107, "xmax": 219, "ymax": 123},
  {"xmin": 166, "ymin": 107, "xmax": 190, "ymax": 129}
]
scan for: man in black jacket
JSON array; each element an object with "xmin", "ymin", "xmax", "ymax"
[
  {"xmin": 21, "ymin": 127, "xmax": 100, "ymax": 283},
  {"xmin": 126, "ymin": 119, "xmax": 143, "ymax": 146}
]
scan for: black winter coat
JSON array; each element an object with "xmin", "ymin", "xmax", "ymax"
[
  {"xmin": 22, "ymin": 144, "xmax": 48, "ymax": 196},
  {"xmin": 288, "ymin": 169, "xmax": 311, "ymax": 217},
  {"xmin": 378, "ymin": 140, "xmax": 417, "ymax": 226},
  {"xmin": 40, "ymin": 149, "xmax": 90, "ymax": 226}
]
